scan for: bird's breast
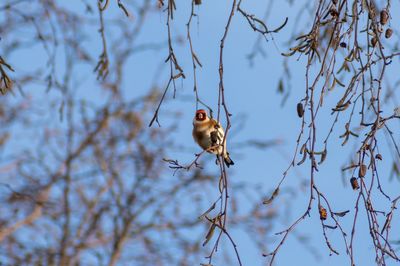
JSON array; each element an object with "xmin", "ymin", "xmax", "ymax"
[{"xmin": 193, "ymin": 127, "xmax": 212, "ymax": 150}]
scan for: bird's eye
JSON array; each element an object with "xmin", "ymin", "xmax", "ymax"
[{"xmin": 196, "ymin": 113, "xmax": 205, "ymax": 120}]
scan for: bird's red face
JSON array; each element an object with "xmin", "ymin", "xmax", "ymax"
[{"xmin": 195, "ymin": 109, "xmax": 207, "ymax": 121}]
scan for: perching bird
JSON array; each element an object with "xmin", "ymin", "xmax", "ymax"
[{"xmin": 192, "ymin": 109, "xmax": 234, "ymax": 167}]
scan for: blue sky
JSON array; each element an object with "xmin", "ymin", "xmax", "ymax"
[{"xmin": 150, "ymin": 1, "xmax": 400, "ymax": 265}]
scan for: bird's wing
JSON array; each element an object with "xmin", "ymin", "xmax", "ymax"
[
  {"xmin": 210, "ymin": 119, "xmax": 222, "ymax": 130},
  {"xmin": 210, "ymin": 119, "xmax": 224, "ymax": 145}
]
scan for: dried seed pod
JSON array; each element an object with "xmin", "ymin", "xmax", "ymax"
[
  {"xmin": 371, "ymin": 37, "xmax": 378, "ymax": 47},
  {"xmin": 297, "ymin": 102, "xmax": 304, "ymax": 118},
  {"xmin": 375, "ymin": 154, "xmax": 383, "ymax": 160},
  {"xmin": 359, "ymin": 164, "xmax": 367, "ymax": 177},
  {"xmin": 385, "ymin": 28, "xmax": 393, "ymax": 39},
  {"xmin": 203, "ymin": 223, "xmax": 216, "ymax": 246},
  {"xmin": 0, "ymin": 78, "xmax": 13, "ymax": 94},
  {"xmin": 319, "ymin": 206, "xmax": 327, "ymax": 220},
  {"xmin": 194, "ymin": 0, "xmax": 202, "ymax": 5},
  {"xmin": 368, "ymin": 8, "xmax": 376, "ymax": 20},
  {"xmin": 319, "ymin": 149, "xmax": 327, "ymax": 165},
  {"xmin": 350, "ymin": 177, "xmax": 360, "ymax": 190},
  {"xmin": 263, "ymin": 187, "xmax": 279, "ymax": 205},
  {"xmin": 380, "ymin": 10, "xmax": 389, "ymax": 25},
  {"xmin": 340, "ymin": 42, "xmax": 347, "ymax": 48}
]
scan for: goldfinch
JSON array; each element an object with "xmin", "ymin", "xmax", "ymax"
[{"xmin": 192, "ymin": 109, "xmax": 234, "ymax": 167}]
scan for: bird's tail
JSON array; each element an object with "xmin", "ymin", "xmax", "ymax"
[{"xmin": 224, "ymin": 153, "xmax": 234, "ymax": 168}]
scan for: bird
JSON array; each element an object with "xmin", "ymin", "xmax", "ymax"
[{"xmin": 192, "ymin": 109, "xmax": 234, "ymax": 167}]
